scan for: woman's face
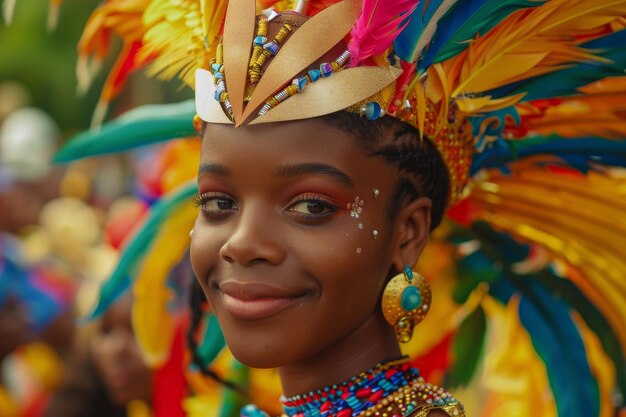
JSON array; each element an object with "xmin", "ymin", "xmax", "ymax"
[
  {"xmin": 190, "ymin": 118, "xmax": 403, "ymax": 368},
  {"xmin": 91, "ymin": 296, "xmax": 153, "ymax": 406}
]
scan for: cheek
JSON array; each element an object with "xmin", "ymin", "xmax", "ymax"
[
  {"xmin": 289, "ymin": 212, "xmax": 393, "ymax": 315},
  {"xmin": 189, "ymin": 215, "xmax": 223, "ymax": 286}
]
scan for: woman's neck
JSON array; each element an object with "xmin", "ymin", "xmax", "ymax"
[{"xmin": 277, "ymin": 311, "xmax": 401, "ymax": 397}]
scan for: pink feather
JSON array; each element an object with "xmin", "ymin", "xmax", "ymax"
[{"xmin": 349, "ymin": 0, "xmax": 419, "ymax": 66}]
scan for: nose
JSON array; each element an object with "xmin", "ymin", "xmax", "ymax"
[{"xmin": 219, "ymin": 201, "xmax": 286, "ymax": 266}]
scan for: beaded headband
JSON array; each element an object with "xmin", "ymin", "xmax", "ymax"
[{"xmin": 195, "ymin": 0, "xmax": 473, "ymax": 201}]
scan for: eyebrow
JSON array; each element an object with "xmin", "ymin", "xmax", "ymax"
[
  {"xmin": 198, "ymin": 162, "xmax": 229, "ymax": 176},
  {"xmin": 276, "ymin": 163, "xmax": 354, "ymax": 188}
]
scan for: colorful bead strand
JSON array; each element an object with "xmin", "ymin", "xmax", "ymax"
[
  {"xmin": 211, "ymin": 42, "xmax": 233, "ymax": 118},
  {"xmin": 249, "ymin": 22, "xmax": 293, "ymax": 84},
  {"xmin": 257, "ymin": 50, "xmax": 350, "ymax": 116}
]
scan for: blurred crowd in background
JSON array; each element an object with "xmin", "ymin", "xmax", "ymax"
[{"xmin": 0, "ymin": 2, "xmax": 194, "ymax": 416}]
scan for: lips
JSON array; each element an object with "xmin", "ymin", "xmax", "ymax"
[{"xmin": 217, "ymin": 281, "xmax": 308, "ymax": 320}]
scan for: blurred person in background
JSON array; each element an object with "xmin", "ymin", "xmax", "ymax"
[
  {"xmin": 44, "ymin": 294, "xmax": 154, "ymax": 417},
  {"xmin": 0, "ymin": 106, "xmax": 63, "ymax": 235}
]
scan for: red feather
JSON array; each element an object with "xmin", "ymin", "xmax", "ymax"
[{"xmin": 348, "ymin": 0, "xmax": 419, "ymax": 65}]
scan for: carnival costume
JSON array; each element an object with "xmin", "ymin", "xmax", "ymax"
[{"xmin": 50, "ymin": 0, "xmax": 626, "ymax": 416}]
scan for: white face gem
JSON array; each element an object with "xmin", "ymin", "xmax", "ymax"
[
  {"xmin": 373, "ymin": 188, "xmax": 380, "ymax": 199},
  {"xmin": 356, "ymin": 247, "xmax": 362, "ymax": 255},
  {"xmin": 350, "ymin": 196, "xmax": 363, "ymax": 218},
  {"xmin": 358, "ymin": 223, "xmax": 363, "ymax": 230},
  {"xmin": 372, "ymin": 230, "xmax": 379, "ymax": 239},
  {"xmin": 189, "ymin": 229, "xmax": 194, "ymax": 238}
]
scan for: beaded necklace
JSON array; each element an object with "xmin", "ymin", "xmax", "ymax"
[{"xmin": 240, "ymin": 358, "xmax": 463, "ymax": 417}]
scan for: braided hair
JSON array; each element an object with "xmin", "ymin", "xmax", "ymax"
[
  {"xmin": 320, "ymin": 112, "xmax": 450, "ymax": 230},
  {"xmin": 187, "ymin": 279, "xmax": 241, "ymax": 392}
]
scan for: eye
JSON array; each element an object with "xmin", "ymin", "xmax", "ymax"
[
  {"xmin": 193, "ymin": 192, "xmax": 238, "ymax": 218},
  {"xmin": 290, "ymin": 201, "xmax": 331, "ymax": 215},
  {"xmin": 287, "ymin": 193, "xmax": 337, "ymax": 220}
]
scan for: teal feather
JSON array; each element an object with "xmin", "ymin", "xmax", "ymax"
[
  {"xmin": 537, "ymin": 270, "xmax": 626, "ymax": 397},
  {"xmin": 447, "ymin": 305, "xmax": 486, "ymax": 389},
  {"xmin": 394, "ymin": 0, "xmax": 456, "ymax": 63},
  {"xmin": 197, "ymin": 313, "xmax": 226, "ymax": 367},
  {"xmin": 54, "ymin": 100, "xmax": 196, "ymax": 162},
  {"xmin": 471, "ymin": 136, "xmax": 626, "ymax": 173},
  {"xmin": 419, "ymin": 0, "xmax": 543, "ymax": 70},
  {"xmin": 219, "ymin": 361, "xmax": 249, "ymax": 417},
  {"xmin": 461, "ymin": 224, "xmax": 600, "ymax": 416},
  {"xmin": 488, "ymin": 29, "xmax": 626, "ymax": 101},
  {"xmin": 88, "ymin": 181, "xmax": 198, "ymax": 319},
  {"xmin": 506, "ymin": 278, "xmax": 599, "ymax": 417},
  {"xmin": 394, "ymin": 0, "xmax": 428, "ymax": 62}
]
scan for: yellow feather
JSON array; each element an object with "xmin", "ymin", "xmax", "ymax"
[
  {"xmin": 477, "ymin": 296, "xmax": 557, "ymax": 417},
  {"xmin": 468, "ymin": 165, "xmax": 626, "ymax": 353},
  {"xmin": 456, "ymin": 93, "xmax": 526, "ymax": 114},
  {"xmin": 449, "ymin": 0, "xmax": 626, "ymax": 96},
  {"xmin": 140, "ymin": 0, "xmax": 228, "ymax": 87},
  {"xmin": 572, "ymin": 313, "xmax": 616, "ymax": 417},
  {"xmin": 519, "ymin": 80, "xmax": 626, "ymax": 139},
  {"xmin": 132, "ymin": 202, "xmax": 197, "ymax": 366}
]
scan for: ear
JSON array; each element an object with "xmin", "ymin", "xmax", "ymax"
[{"xmin": 391, "ymin": 196, "xmax": 432, "ymax": 272}]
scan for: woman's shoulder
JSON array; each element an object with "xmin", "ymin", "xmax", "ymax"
[{"xmin": 406, "ymin": 377, "xmax": 465, "ymax": 417}]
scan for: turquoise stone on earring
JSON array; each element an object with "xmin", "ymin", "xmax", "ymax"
[
  {"xmin": 401, "ymin": 286, "xmax": 422, "ymax": 311},
  {"xmin": 404, "ymin": 265, "xmax": 413, "ymax": 281}
]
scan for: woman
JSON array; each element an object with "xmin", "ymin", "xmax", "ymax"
[
  {"xmin": 58, "ymin": 0, "xmax": 626, "ymax": 416},
  {"xmin": 190, "ymin": 113, "xmax": 458, "ymax": 416},
  {"xmin": 44, "ymin": 295, "xmax": 154, "ymax": 417}
]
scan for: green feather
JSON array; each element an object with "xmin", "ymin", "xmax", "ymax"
[
  {"xmin": 197, "ymin": 313, "xmax": 226, "ymax": 367},
  {"xmin": 89, "ymin": 181, "xmax": 198, "ymax": 319},
  {"xmin": 54, "ymin": 100, "xmax": 196, "ymax": 162},
  {"xmin": 420, "ymin": 0, "xmax": 543, "ymax": 70},
  {"xmin": 447, "ymin": 305, "xmax": 487, "ymax": 388}
]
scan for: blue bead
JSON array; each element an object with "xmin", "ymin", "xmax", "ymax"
[
  {"xmin": 211, "ymin": 63, "xmax": 222, "ymax": 72},
  {"xmin": 292, "ymin": 77, "xmax": 308, "ymax": 92},
  {"xmin": 308, "ymin": 69, "xmax": 321, "ymax": 82},
  {"xmin": 401, "ymin": 286, "xmax": 422, "ymax": 311},
  {"xmin": 214, "ymin": 91, "xmax": 222, "ymax": 100},
  {"xmin": 364, "ymin": 102, "xmax": 381, "ymax": 120},
  {"xmin": 320, "ymin": 62, "xmax": 333, "ymax": 77},
  {"xmin": 263, "ymin": 41, "xmax": 279, "ymax": 55},
  {"xmin": 254, "ymin": 35, "xmax": 267, "ymax": 46},
  {"xmin": 214, "ymin": 71, "xmax": 223, "ymax": 79}
]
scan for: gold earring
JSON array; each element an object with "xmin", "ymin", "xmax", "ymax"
[{"xmin": 382, "ymin": 266, "xmax": 431, "ymax": 343}]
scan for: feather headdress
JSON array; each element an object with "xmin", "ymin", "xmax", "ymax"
[{"xmin": 52, "ymin": 0, "xmax": 626, "ymax": 416}]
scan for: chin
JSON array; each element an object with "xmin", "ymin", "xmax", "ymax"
[{"xmin": 223, "ymin": 328, "xmax": 294, "ymax": 369}]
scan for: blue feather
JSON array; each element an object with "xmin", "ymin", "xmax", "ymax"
[
  {"xmin": 419, "ymin": 0, "xmax": 542, "ymax": 70},
  {"xmin": 518, "ymin": 280, "xmax": 599, "ymax": 417},
  {"xmin": 488, "ymin": 29, "xmax": 626, "ymax": 101},
  {"xmin": 54, "ymin": 100, "xmax": 196, "ymax": 163},
  {"xmin": 471, "ymin": 136, "xmax": 626, "ymax": 174},
  {"xmin": 394, "ymin": 0, "xmax": 435, "ymax": 62},
  {"xmin": 488, "ymin": 277, "xmax": 599, "ymax": 417},
  {"xmin": 88, "ymin": 181, "xmax": 198, "ymax": 319}
]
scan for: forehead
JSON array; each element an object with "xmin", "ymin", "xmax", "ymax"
[
  {"xmin": 200, "ymin": 118, "xmax": 396, "ymax": 188},
  {"xmin": 203, "ymin": 119, "xmax": 358, "ymax": 165}
]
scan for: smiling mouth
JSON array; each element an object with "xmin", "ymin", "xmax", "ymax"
[{"xmin": 217, "ymin": 281, "xmax": 308, "ymax": 320}]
